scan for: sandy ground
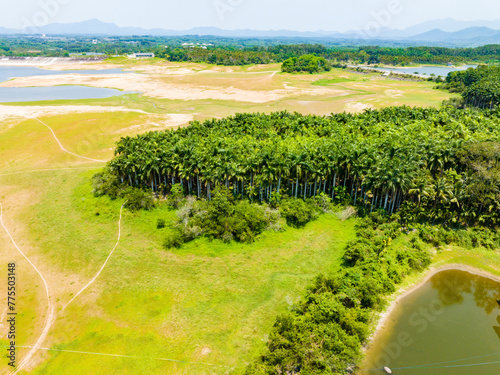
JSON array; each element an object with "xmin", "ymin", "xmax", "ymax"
[
  {"xmin": 0, "ymin": 104, "xmax": 144, "ymax": 120},
  {"xmin": 366, "ymin": 263, "xmax": 500, "ymax": 348},
  {"xmin": 0, "ymin": 57, "xmax": 106, "ymax": 67},
  {"xmin": 344, "ymin": 102, "xmax": 374, "ymax": 112},
  {"xmin": 0, "ymin": 73, "xmax": 349, "ymax": 103}
]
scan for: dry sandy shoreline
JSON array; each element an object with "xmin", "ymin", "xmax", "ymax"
[
  {"xmin": 365, "ymin": 263, "xmax": 500, "ymax": 349},
  {"xmin": 0, "ymin": 57, "xmax": 106, "ymax": 67},
  {"xmin": 0, "ymin": 72, "xmax": 345, "ymax": 103}
]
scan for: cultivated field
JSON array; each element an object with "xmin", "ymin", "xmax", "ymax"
[{"xmin": 0, "ymin": 59, "xmax": 466, "ymax": 374}]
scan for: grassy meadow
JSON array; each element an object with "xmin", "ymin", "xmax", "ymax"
[{"xmin": 0, "ymin": 60, "xmax": 485, "ymax": 375}]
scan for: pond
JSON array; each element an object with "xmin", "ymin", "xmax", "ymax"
[
  {"xmin": 0, "ymin": 66, "xmax": 134, "ymax": 102},
  {"xmin": 0, "ymin": 86, "xmax": 134, "ymax": 103},
  {"xmin": 362, "ymin": 269, "xmax": 500, "ymax": 375}
]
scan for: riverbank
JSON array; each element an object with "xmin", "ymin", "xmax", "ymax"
[
  {"xmin": 0, "ymin": 56, "xmax": 106, "ymax": 66},
  {"xmin": 365, "ymin": 259, "xmax": 500, "ymax": 354}
]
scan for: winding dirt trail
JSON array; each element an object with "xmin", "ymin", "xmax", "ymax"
[
  {"xmin": 58, "ymin": 203, "xmax": 125, "ymax": 315},
  {"xmin": 0, "ymin": 202, "xmax": 55, "ymax": 375},
  {"xmin": 32, "ymin": 117, "xmax": 107, "ymax": 163},
  {"xmin": 0, "ymin": 201, "xmax": 125, "ymax": 374}
]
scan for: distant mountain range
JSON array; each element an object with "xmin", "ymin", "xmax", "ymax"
[{"xmin": 2, "ymin": 18, "xmax": 500, "ymax": 46}]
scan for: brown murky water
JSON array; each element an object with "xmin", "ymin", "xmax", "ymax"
[{"xmin": 362, "ymin": 269, "xmax": 500, "ymax": 374}]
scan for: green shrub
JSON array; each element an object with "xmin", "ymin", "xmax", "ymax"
[
  {"xmin": 166, "ymin": 183, "xmax": 184, "ymax": 209},
  {"xmin": 166, "ymin": 187, "xmax": 282, "ymax": 246},
  {"xmin": 92, "ymin": 169, "xmax": 124, "ymax": 198},
  {"xmin": 156, "ymin": 218, "xmax": 166, "ymax": 229},
  {"xmin": 123, "ymin": 187, "xmax": 155, "ymax": 211},
  {"xmin": 279, "ymin": 198, "xmax": 319, "ymax": 227},
  {"xmin": 163, "ymin": 229, "xmax": 185, "ymax": 249}
]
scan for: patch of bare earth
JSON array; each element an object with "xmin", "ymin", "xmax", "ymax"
[
  {"xmin": 0, "ymin": 105, "xmax": 146, "ymax": 122},
  {"xmin": 344, "ymin": 102, "xmax": 374, "ymax": 113},
  {"xmin": 1, "ymin": 74, "xmax": 352, "ymax": 103},
  {"xmin": 385, "ymin": 89, "xmax": 404, "ymax": 98}
]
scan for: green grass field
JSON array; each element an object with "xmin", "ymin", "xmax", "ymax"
[
  {"xmin": 0, "ymin": 60, "xmax": 490, "ymax": 375},
  {"xmin": 1, "ymin": 168, "xmax": 358, "ymax": 374}
]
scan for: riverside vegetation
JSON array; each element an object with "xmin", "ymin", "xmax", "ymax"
[
  {"xmin": 90, "ymin": 65, "xmax": 500, "ymax": 374},
  {"xmin": 3, "ymin": 36, "xmax": 500, "ymax": 66}
]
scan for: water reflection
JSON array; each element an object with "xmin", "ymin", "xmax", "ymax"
[
  {"xmin": 363, "ymin": 269, "xmax": 500, "ymax": 374},
  {"xmin": 431, "ymin": 270, "xmax": 500, "ymax": 314}
]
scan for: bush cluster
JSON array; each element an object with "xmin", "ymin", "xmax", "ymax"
[
  {"xmin": 247, "ymin": 215, "xmax": 431, "ymax": 374},
  {"xmin": 92, "ymin": 169, "xmax": 155, "ymax": 211},
  {"xmin": 418, "ymin": 225, "xmax": 500, "ymax": 250},
  {"xmin": 164, "ymin": 189, "xmax": 333, "ymax": 248},
  {"xmin": 281, "ymin": 54, "xmax": 332, "ymax": 73}
]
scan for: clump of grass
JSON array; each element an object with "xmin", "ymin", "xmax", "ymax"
[{"xmin": 336, "ymin": 206, "xmax": 357, "ymax": 221}]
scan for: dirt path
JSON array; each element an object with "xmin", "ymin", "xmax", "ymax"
[
  {"xmin": 0, "ymin": 200, "xmax": 125, "ymax": 373},
  {"xmin": 0, "ymin": 202, "xmax": 55, "ymax": 375},
  {"xmin": 33, "ymin": 117, "xmax": 107, "ymax": 163},
  {"xmin": 58, "ymin": 203, "xmax": 125, "ymax": 315}
]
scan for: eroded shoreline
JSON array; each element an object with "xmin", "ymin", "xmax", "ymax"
[{"xmin": 365, "ymin": 263, "xmax": 500, "ymax": 349}]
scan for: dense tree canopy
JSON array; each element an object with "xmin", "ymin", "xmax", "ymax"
[
  {"xmin": 108, "ymin": 107, "xmax": 500, "ymax": 227},
  {"xmin": 3, "ymin": 36, "xmax": 500, "ymax": 66},
  {"xmin": 443, "ymin": 65, "xmax": 500, "ymax": 109},
  {"xmin": 281, "ymin": 54, "xmax": 332, "ymax": 73}
]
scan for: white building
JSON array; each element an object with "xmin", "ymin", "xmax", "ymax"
[{"xmin": 129, "ymin": 53, "xmax": 155, "ymax": 58}]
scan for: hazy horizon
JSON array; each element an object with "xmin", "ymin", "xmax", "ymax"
[{"xmin": 1, "ymin": 0, "xmax": 499, "ymax": 33}]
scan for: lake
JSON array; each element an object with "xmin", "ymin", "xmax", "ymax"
[
  {"xmin": 0, "ymin": 66, "xmax": 133, "ymax": 102},
  {"xmin": 360, "ymin": 65, "xmax": 478, "ymax": 77},
  {"xmin": 362, "ymin": 269, "xmax": 500, "ymax": 375}
]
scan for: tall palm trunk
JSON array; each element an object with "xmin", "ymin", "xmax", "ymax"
[{"xmin": 197, "ymin": 175, "xmax": 201, "ymax": 198}]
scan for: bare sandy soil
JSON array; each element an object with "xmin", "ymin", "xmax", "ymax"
[
  {"xmin": 0, "ymin": 104, "xmax": 193, "ymax": 126},
  {"xmin": 0, "ymin": 72, "xmax": 349, "ymax": 103},
  {"xmin": 344, "ymin": 102, "xmax": 375, "ymax": 112},
  {"xmin": 0, "ymin": 57, "xmax": 106, "ymax": 67}
]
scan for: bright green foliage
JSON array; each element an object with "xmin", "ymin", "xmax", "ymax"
[
  {"xmin": 281, "ymin": 54, "xmax": 332, "ymax": 73},
  {"xmin": 248, "ymin": 216, "xmax": 431, "ymax": 374},
  {"xmin": 167, "ymin": 187, "xmax": 284, "ymax": 246},
  {"xmin": 92, "ymin": 167, "xmax": 124, "ymax": 198},
  {"xmin": 279, "ymin": 198, "xmax": 319, "ymax": 227},
  {"xmin": 164, "ymin": 188, "xmax": 329, "ymax": 246},
  {"xmin": 156, "ymin": 218, "xmax": 166, "ymax": 229},
  {"xmin": 108, "ymin": 107, "xmax": 500, "ymax": 227},
  {"xmin": 400, "ymin": 140, "xmax": 500, "ymax": 227},
  {"xmin": 444, "ymin": 65, "xmax": 500, "ymax": 108},
  {"xmin": 122, "ymin": 187, "xmax": 155, "ymax": 211},
  {"xmin": 418, "ymin": 225, "xmax": 500, "ymax": 249},
  {"xmin": 166, "ymin": 183, "xmax": 184, "ymax": 208},
  {"xmin": 92, "ymin": 169, "xmax": 155, "ymax": 211}
]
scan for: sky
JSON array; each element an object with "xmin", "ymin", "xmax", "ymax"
[{"xmin": 1, "ymin": 0, "xmax": 500, "ymax": 32}]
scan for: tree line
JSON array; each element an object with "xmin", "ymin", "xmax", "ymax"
[
  {"xmin": 442, "ymin": 65, "xmax": 500, "ymax": 109},
  {"xmin": 281, "ymin": 54, "xmax": 332, "ymax": 73},
  {"xmin": 2, "ymin": 36, "xmax": 500, "ymax": 66}
]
